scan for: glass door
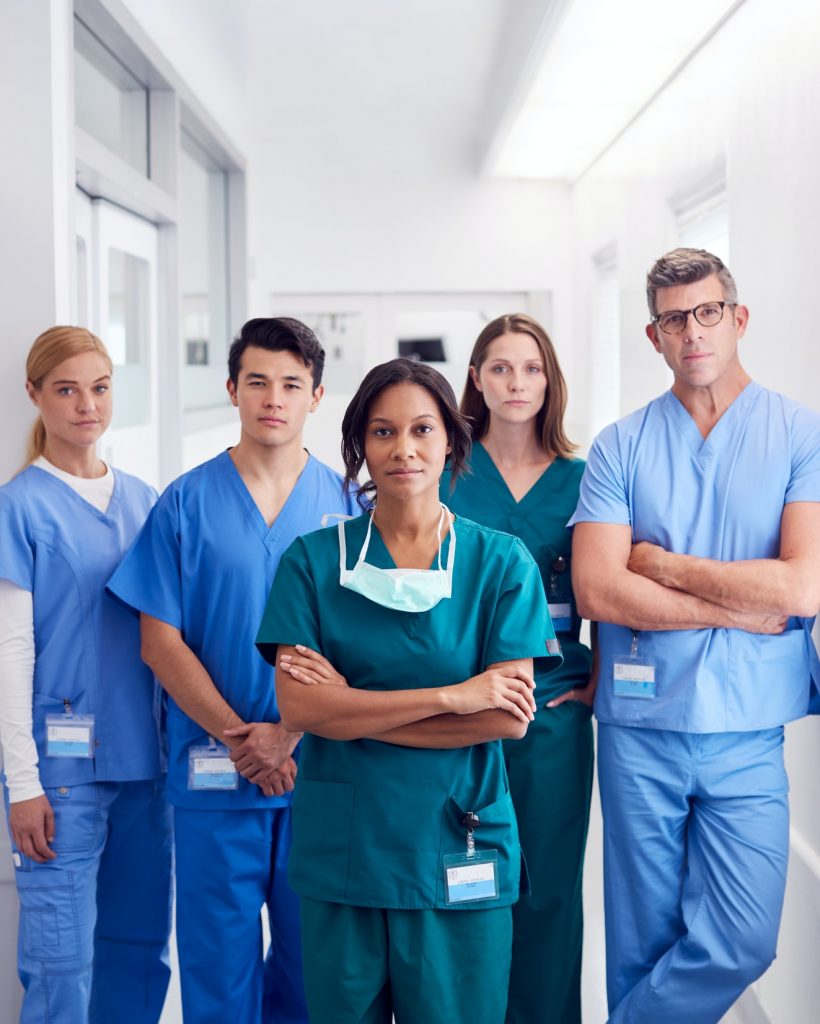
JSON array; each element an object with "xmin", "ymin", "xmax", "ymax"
[{"xmin": 76, "ymin": 191, "xmax": 161, "ymax": 488}]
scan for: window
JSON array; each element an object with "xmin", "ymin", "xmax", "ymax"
[
  {"xmin": 678, "ymin": 197, "xmax": 729, "ymax": 265},
  {"xmin": 74, "ymin": 18, "xmax": 149, "ymax": 175},
  {"xmin": 180, "ymin": 128, "xmax": 232, "ymax": 410},
  {"xmin": 590, "ymin": 248, "xmax": 620, "ymax": 439}
]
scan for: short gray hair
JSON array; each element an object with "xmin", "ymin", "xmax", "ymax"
[{"xmin": 646, "ymin": 248, "xmax": 738, "ymax": 317}]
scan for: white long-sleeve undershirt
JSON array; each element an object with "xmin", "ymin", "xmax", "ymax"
[{"xmin": 0, "ymin": 458, "xmax": 113, "ymax": 803}]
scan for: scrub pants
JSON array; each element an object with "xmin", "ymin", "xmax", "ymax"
[
  {"xmin": 173, "ymin": 805, "xmax": 307, "ymax": 1024},
  {"xmin": 502, "ymin": 700, "xmax": 594, "ymax": 1024},
  {"xmin": 300, "ymin": 897, "xmax": 513, "ymax": 1024},
  {"xmin": 7, "ymin": 779, "xmax": 173, "ymax": 1024},
  {"xmin": 598, "ymin": 724, "xmax": 789, "ymax": 1024}
]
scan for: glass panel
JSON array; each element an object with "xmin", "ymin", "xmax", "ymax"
[
  {"xmin": 74, "ymin": 18, "xmax": 149, "ymax": 176},
  {"xmin": 108, "ymin": 248, "xmax": 150, "ymax": 427},
  {"xmin": 679, "ymin": 205, "xmax": 730, "ymax": 266},
  {"xmin": 76, "ymin": 236, "xmax": 88, "ymax": 327},
  {"xmin": 180, "ymin": 130, "xmax": 231, "ymax": 410},
  {"xmin": 590, "ymin": 262, "xmax": 621, "ymax": 438}
]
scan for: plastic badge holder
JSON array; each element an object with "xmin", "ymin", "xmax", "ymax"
[
  {"xmin": 188, "ymin": 743, "xmax": 239, "ymax": 790},
  {"xmin": 444, "ymin": 851, "xmax": 500, "ymax": 904},
  {"xmin": 45, "ymin": 713, "xmax": 95, "ymax": 758}
]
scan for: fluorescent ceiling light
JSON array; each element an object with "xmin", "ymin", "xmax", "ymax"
[{"xmin": 487, "ymin": 0, "xmax": 743, "ymax": 182}]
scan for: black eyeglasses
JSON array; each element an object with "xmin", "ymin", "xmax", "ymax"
[{"xmin": 652, "ymin": 301, "xmax": 732, "ymax": 334}]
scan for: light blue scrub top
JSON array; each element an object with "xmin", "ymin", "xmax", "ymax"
[
  {"xmin": 0, "ymin": 466, "xmax": 163, "ymax": 787},
  {"xmin": 107, "ymin": 450, "xmax": 359, "ymax": 809},
  {"xmin": 569, "ymin": 383, "xmax": 820, "ymax": 732},
  {"xmin": 256, "ymin": 514, "xmax": 561, "ymax": 910}
]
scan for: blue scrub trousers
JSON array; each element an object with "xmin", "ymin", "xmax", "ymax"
[
  {"xmin": 173, "ymin": 805, "xmax": 307, "ymax": 1024},
  {"xmin": 8, "ymin": 779, "xmax": 172, "ymax": 1024},
  {"xmin": 598, "ymin": 724, "xmax": 789, "ymax": 1024}
]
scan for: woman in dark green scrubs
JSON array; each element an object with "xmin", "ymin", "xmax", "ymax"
[
  {"xmin": 256, "ymin": 358, "xmax": 562, "ymax": 1024},
  {"xmin": 442, "ymin": 314, "xmax": 596, "ymax": 1024}
]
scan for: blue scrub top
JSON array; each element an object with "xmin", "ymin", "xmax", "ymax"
[
  {"xmin": 107, "ymin": 450, "xmax": 359, "ymax": 809},
  {"xmin": 0, "ymin": 466, "xmax": 163, "ymax": 786},
  {"xmin": 256, "ymin": 513, "xmax": 561, "ymax": 910},
  {"xmin": 569, "ymin": 382, "xmax": 820, "ymax": 732},
  {"xmin": 442, "ymin": 445, "xmax": 591, "ymax": 704}
]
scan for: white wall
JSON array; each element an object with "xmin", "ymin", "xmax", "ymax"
[{"xmin": 568, "ymin": 2, "xmax": 820, "ymax": 1020}]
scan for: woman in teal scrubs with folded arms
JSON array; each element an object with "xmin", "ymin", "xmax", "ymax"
[
  {"xmin": 443, "ymin": 314, "xmax": 596, "ymax": 1024},
  {"xmin": 256, "ymin": 358, "xmax": 561, "ymax": 1024}
]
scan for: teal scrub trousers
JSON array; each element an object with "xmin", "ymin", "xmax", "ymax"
[
  {"xmin": 299, "ymin": 897, "xmax": 513, "ymax": 1023},
  {"xmin": 503, "ymin": 699, "xmax": 594, "ymax": 1024}
]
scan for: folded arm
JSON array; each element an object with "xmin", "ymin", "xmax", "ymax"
[
  {"xmin": 275, "ymin": 646, "xmax": 535, "ymax": 741},
  {"xmin": 572, "ymin": 523, "xmax": 786, "ymax": 633},
  {"xmin": 627, "ymin": 502, "xmax": 820, "ymax": 618}
]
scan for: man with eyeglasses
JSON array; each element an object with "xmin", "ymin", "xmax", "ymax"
[{"xmin": 569, "ymin": 248, "xmax": 820, "ymax": 1023}]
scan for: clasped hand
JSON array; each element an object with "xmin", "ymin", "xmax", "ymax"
[{"xmin": 223, "ymin": 721, "xmax": 299, "ymax": 798}]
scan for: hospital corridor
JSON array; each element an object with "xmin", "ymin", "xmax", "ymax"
[{"xmin": 0, "ymin": 2, "xmax": 818, "ymax": 1023}]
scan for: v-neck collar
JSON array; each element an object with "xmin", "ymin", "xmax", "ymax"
[
  {"xmin": 350, "ymin": 512, "xmax": 453, "ymax": 571},
  {"xmin": 28, "ymin": 464, "xmax": 122, "ymax": 523},
  {"xmin": 472, "ymin": 440, "xmax": 559, "ymax": 510},
  {"xmin": 220, "ymin": 449, "xmax": 316, "ymax": 551},
  {"xmin": 664, "ymin": 381, "xmax": 761, "ymax": 466}
]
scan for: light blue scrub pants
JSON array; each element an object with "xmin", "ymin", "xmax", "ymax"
[
  {"xmin": 173, "ymin": 805, "xmax": 307, "ymax": 1024},
  {"xmin": 8, "ymin": 779, "xmax": 173, "ymax": 1024},
  {"xmin": 598, "ymin": 724, "xmax": 789, "ymax": 1024}
]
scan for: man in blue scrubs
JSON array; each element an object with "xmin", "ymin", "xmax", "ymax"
[
  {"xmin": 570, "ymin": 249, "xmax": 820, "ymax": 1024},
  {"xmin": 108, "ymin": 319, "xmax": 358, "ymax": 1024}
]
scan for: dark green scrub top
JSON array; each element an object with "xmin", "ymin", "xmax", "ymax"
[
  {"xmin": 442, "ymin": 445, "xmax": 592, "ymax": 704},
  {"xmin": 256, "ymin": 513, "xmax": 560, "ymax": 910}
]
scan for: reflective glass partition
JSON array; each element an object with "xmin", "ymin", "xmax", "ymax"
[
  {"xmin": 76, "ymin": 236, "xmax": 89, "ymax": 327},
  {"xmin": 180, "ymin": 129, "xmax": 231, "ymax": 410},
  {"xmin": 74, "ymin": 18, "xmax": 149, "ymax": 176},
  {"xmin": 108, "ymin": 247, "xmax": 151, "ymax": 426}
]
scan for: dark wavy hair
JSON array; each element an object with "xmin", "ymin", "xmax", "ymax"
[
  {"xmin": 460, "ymin": 313, "xmax": 576, "ymax": 458},
  {"xmin": 341, "ymin": 358, "xmax": 472, "ymax": 500}
]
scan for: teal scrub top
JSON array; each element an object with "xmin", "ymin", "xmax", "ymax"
[
  {"xmin": 256, "ymin": 513, "xmax": 560, "ymax": 910},
  {"xmin": 442, "ymin": 445, "xmax": 591, "ymax": 704}
]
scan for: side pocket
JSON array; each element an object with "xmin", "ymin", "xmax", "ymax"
[
  {"xmin": 16, "ymin": 870, "xmax": 81, "ymax": 962},
  {"xmin": 290, "ymin": 779, "xmax": 354, "ymax": 903},
  {"xmin": 45, "ymin": 786, "xmax": 105, "ymax": 856}
]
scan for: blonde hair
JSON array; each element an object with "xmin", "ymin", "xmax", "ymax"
[{"xmin": 25, "ymin": 326, "xmax": 112, "ymax": 465}]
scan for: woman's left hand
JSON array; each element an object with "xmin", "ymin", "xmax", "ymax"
[{"xmin": 279, "ymin": 645, "xmax": 347, "ymax": 687}]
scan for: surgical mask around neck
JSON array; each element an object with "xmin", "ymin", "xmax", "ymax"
[{"xmin": 338, "ymin": 504, "xmax": 456, "ymax": 613}]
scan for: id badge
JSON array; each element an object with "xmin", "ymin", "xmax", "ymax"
[
  {"xmin": 548, "ymin": 601, "xmax": 572, "ymax": 633},
  {"xmin": 188, "ymin": 744, "xmax": 239, "ymax": 790},
  {"xmin": 613, "ymin": 657, "xmax": 657, "ymax": 699},
  {"xmin": 443, "ymin": 851, "xmax": 499, "ymax": 904},
  {"xmin": 45, "ymin": 713, "xmax": 95, "ymax": 758}
]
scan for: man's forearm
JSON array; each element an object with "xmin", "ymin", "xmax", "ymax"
[
  {"xmin": 369, "ymin": 709, "xmax": 526, "ymax": 749},
  {"xmin": 631, "ymin": 548, "xmax": 819, "ymax": 618},
  {"xmin": 140, "ymin": 614, "xmax": 244, "ymax": 747},
  {"xmin": 576, "ymin": 567, "xmax": 754, "ymax": 632}
]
